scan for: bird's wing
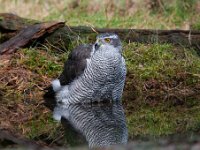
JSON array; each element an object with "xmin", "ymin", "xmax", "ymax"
[
  {"xmin": 44, "ymin": 44, "xmax": 93, "ymax": 97},
  {"xmin": 59, "ymin": 44, "xmax": 93, "ymax": 85}
]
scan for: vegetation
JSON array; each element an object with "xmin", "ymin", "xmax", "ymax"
[
  {"xmin": 0, "ymin": 0, "xmax": 200, "ymax": 29},
  {"xmin": 0, "ymin": 0, "xmax": 200, "ymax": 146}
]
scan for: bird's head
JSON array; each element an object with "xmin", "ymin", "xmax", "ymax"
[{"xmin": 94, "ymin": 33, "xmax": 122, "ymax": 53}]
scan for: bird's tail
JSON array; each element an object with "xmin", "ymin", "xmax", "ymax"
[
  {"xmin": 43, "ymin": 79, "xmax": 62, "ymax": 98},
  {"xmin": 52, "ymin": 79, "xmax": 62, "ymax": 92}
]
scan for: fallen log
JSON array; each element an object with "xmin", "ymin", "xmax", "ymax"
[
  {"xmin": 0, "ymin": 21, "xmax": 65, "ymax": 54},
  {"xmin": 0, "ymin": 13, "xmax": 200, "ymax": 55},
  {"xmin": 0, "ymin": 13, "xmax": 39, "ymax": 43}
]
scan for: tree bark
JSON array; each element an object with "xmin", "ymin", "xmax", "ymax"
[
  {"xmin": 0, "ymin": 13, "xmax": 200, "ymax": 54},
  {"xmin": 0, "ymin": 21, "xmax": 65, "ymax": 54}
]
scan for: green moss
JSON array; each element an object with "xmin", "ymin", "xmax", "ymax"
[
  {"xmin": 26, "ymin": 113, "xmax": 61, "ymax": 140},
  {"xmin": 124, "ymin": 43, "xmax": 173, "ymax": 79},
  {"xmin": 123, "ymin": 43, "xmax": 200, "ymax": 137},
  {"xmin": 124, "ymin": 43, "xmax": 200, "ymax": 91},
  {"xmin": 127, "ymin": 108, "xmax": 176, "ymax": 136},
  {"xmin": 1, "ymin": 0, "xmax": 200, "ymax": 141},
  {"xmin": 126, "ymin": 97, "xmax": 200, "ymax": 137},
  {"xmin": 1, "ymin": 40, "xmax": 199, "ymax": 140},
  {"xmin": 19, "ymin": 48, "xmax": 64, "ymax": 77}
]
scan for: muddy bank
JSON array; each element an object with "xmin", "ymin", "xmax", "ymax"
[
  {"xmin": 0, "ymin": 43, "xmax": 200, "ymax": 148},
  {"xmin": 1, "ymin": 50, "xmax": 200, "ymax": 100}
]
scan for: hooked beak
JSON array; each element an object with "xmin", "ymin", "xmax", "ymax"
[
  {"xmin": 94, "ymin": 39, "xmax": 101, "ymax": 50},
  {"xmin": 94, "ymin": 43, "xmax": 99, "ymax": 50}
]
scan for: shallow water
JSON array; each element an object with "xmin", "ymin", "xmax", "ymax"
[
  {"xmin": 54, "ymin": 103, "xmax": 128, "ymax": 148},
  {"xmin": 43, "ymin": 97, "xmax": 200, "ymax": 149},
  {"xmin": 44, "ymin": 98, "xmax": 128, "ymax": 148},
  {"xmin": 1, "ymin": 96, "xmax": 200, "ymax": 149}
]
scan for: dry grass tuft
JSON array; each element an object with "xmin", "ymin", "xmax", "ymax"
[
  {"xmin": 0, "ymin": 52, "xmax": 51, "ymax": 98},
  {"xmin": 0, "ymin": 51, "xmax": 61, "ymax": 141},
  {"xmin": 1, "ymin": 0, "xmax": 200, "ymax": 142}
]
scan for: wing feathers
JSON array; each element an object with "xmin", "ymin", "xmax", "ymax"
[{"xmin": 44, "ymin": 44, "xmax": 93, "ymax": 98}]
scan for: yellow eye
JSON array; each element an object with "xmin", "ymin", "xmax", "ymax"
[{"xmin": 104, "ymin": 38, "xmax": 111, "ymax": 43}]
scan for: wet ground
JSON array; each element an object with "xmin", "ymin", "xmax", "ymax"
[
  {"xmin": 1, "ymin": 43, "xmax": 200, "ymax": 148},
  {"xmin": 1, "ymin": 96, "xmax": 200, "ymax": 149}
]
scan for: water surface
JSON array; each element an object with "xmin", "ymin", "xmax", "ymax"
[
  {"xmin": 46, "ymin": 98, "xmax": 128, "ymax": 148},
  {"xmin": 1, "ymin": 96, "xmax": 200, "ymax": 149}
]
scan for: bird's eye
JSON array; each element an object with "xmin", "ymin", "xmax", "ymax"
[{"xmin": 104, "ymin": 38, "xmax": 111, "ymax": 43}]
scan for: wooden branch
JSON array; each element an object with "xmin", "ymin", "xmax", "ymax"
[
  {"xmin": 68, "ymin": 26, "xmax": 200, "ymax": 46},
  {"xmin": 0, "ymin": 13, "xmax": 200, "ymax": 55},
  {"xmin": 0, "ymin": 21, "xmax": 65, "ymax": 54}
]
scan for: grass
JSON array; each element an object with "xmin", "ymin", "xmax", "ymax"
[
  {"xmin": 43, "ymin": 0, "xmax": 200, "ymax": 29},
  {"xmin": 0, "ymin": 0, "xmax": 200, "ymax": 146},
  {"xmin": 20, "ymin": 49, "xmax": 64, "ymax": 77},
  {"xmin": 123, "ymin": 43, "xmax": 200, "ymax": 137},
  {"xmin": 124, "ymin": 43, "xmax": 200, "ymax": 90},
  {"xmin": 0, "ymin": 0, "xmax": 200, "ymax": 29},
  {"xmin": 1, "ymin": 42, "xmax": 199, "ymax": 140}
]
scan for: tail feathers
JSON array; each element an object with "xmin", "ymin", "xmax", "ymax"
[
  {"xmin": 43, "ymin": 86, "xmax": 55, "ymax": 98},
  {"xmin": 52, "ymin": 79, "xmax": 61, "ymax": 92}
]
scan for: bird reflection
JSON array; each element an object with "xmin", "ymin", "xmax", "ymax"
[{"xmin": 52, "ymin": 101, "xmax": 128, "ymax": 148}]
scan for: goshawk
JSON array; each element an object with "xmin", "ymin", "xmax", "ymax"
[{"xmin": 49, "ymin": 33, "xmax": 126, "ymax": 104}]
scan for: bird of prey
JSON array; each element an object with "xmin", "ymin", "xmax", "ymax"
[{"xmin": 47, "ymin": 33, "xmax": 126, "ymax": 104}]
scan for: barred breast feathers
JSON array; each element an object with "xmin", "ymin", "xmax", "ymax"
[{"xmin": 56, "ymin": 45, "xmax": 125, "ymax": 104}]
